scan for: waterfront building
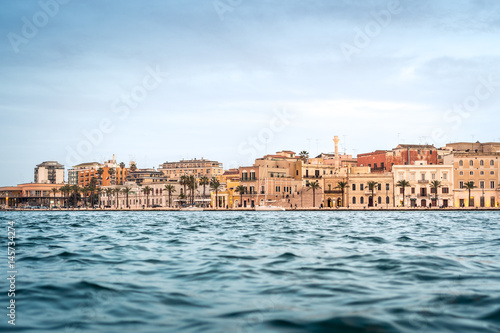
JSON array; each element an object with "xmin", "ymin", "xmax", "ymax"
[
  {"xmin": 393, "ymin": 161, "xmax": 454, "ymax": 208},
  {"xmin": 34, "ymin": 161, "xmax": 65, "ymax": 184},
  {"xmin": 68, "ymin": 155, "xmax": 128, "ymax": 187},
  {"xmin": 0, "ymin": 183, "xmax": 65, "ymax": 208},
  {"xmin": 443, "ymin": 152, "xmax": 500, "ymax": 208},
  {"xmin": 323, "ymin": 167, "xmax": 395, "ymax": 209},
  {"xmin": 358, "ymin": 144, "xmax": 438, "ymax": 173},
  {"xmin": 126, "ymin": 168, "xmax": 168, "ymax": 186},
  {"xmin": 159, "ymin": 158, "xmax": 223, "ymax": 180}
]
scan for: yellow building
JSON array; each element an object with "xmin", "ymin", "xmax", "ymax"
[{"xmin": 444, "ymin": 153, "xmax": 500, "ymax": 207}]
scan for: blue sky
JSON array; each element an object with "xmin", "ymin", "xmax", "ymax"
[{"xmin": 1, "ymin": 0, "xmax": 500, "ymax": 186}]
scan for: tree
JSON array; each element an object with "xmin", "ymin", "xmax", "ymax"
[
  {"xmin": 121, "ymin": 187, "xmax": 132, "ymax": 209},
  {"xmin": 164, "ymin": 184, "xmax": 176, "ymax": 208},
  {"xmin": 113, "ymin": 187, "xmax": 121, "ymax": 208},
  {"xmin": 130, "ymin": 163, "xmax": 137, "ymax": 172},
  {"xmin": 188, "ymin": 175, "xmax": 197, "ymax": 206},
  {"xmin": 178, "ymin": 192, "xmax": 186, "ymax": 207},
  {"xmin": 96, "ymin": 188, "xmax": 103, "ymax": 209},
  {"xmin": 307, "ymin": 181, "xmax": 321, "ymax": 208},
  {"xmin": 108, "ymin": 168, "xmax": 115, "ymax": 186},
  {"xmin": 70, "ymin": 185, "xmax": 81, "ymax": 208},
  {"xmin": 235, "ymin": 185, "xmax": 246, "ymax": 207},
  {"xmin": 51, "ymin": 188, "xmax": 59, "ymax": 207},
  {"xmin": 82, "ymin": 186, "xmax": 90, "ymax": 208},
  {"xmin": 104, "ymin": 188, "xmax": 114, "ymax": 207},
  {"xmin": 210, "ymin": 177, "xmax": 221, "ymax": 209},
  {"xmin": 464, "ymin": 181, "xmax": 476, "ymax": 207},
  {"xmin": 179, "ymin": 175, "xmax": 189, "ymax": 202},
  {"xmin": 299, "ymin": 151, "xmax": 309, "ymax": 162},
  {"xmin": 336, "ymin": 181, "xmax": 348, "ymax": 207},
  {"xmin": 366, "ymin": 181, "xmax": 379, "ymax": 207},
  {"xmin": 59, "ymin": 185, "xmax": 71, "ymax": 208},
  {"xmin": 430, "ymin": 180, "xmax": 442, "ymax": 207},
  {"xmin": 89, "ymin": 177, "xmax": 98, "ymax": 208},
  {"xmin": 142, "ymin": 186, "xmax": 153, "ymax": 208},
  {"xmin": 97, "ymin": 168, "xmax": 104, "ymax": 185},
  {"xmin": 199, "ymin": 176, "xmax": 210, "ymax": 207},
  {"xmin": 396, "ymin": 180, "xmax": 411, "ymax": 207}
]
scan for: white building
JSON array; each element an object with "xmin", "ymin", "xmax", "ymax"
[
  {"xmin": 34, "ymin": 161, "xmax": 65, "ymax": 184},
  {"xmin": 393, "ymin": 161, "xmax": 454, "ymax": 208}
]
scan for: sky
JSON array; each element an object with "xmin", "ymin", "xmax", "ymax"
[{"xmin": 1, "ymin": 0, "xmax": 500, "ymax": 186}]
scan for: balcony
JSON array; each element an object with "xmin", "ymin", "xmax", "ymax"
[
  {"xmin": 325, "ymin": 190, "xmax": 342, "ymax": 194},
  {"xmin": 417, "ymin": 180, "xmax": 429, "ymax": 184}
]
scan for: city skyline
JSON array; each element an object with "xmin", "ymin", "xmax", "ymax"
[{"xmin": 2, "ymin": 1, "xmax": 500, "ymax": 186}]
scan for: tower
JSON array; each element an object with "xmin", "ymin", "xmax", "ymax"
[{"xmin": 334, "ymin": 136, "xmax": 340, "ymax": 168}]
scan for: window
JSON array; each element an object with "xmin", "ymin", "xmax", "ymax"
[
  {"xmin": 411, "ymin": 187, "xmax": 415, "ymax": 194},
  {"xmin": 491, "ymin": 197, "xmax": 496, "ymax": 207},
  {"xmin": 374, "ymin": 163, "xmax": 378, "ymax": 169},
  {"xmin": 459, "ymin": 181, "xmax": 464, "ymax": 189},
  {"xmin": 491, "ymin": 171, "xmax": 495, "ymax": 175},
  {"xmin": 480, "ymin": 181, "xmax": 485, "ymax": 189},
  {"xmin": 432, "ymin": 173, "xmax": 436, "ymax": 180},
  {"xmin": 421, "ymin": 173, "xmax": 426, "ymax": 181},
  {"xmin": 381, "ymin": 162, "xmax": 385, "ymax": 169},
  {"xmin": 360, "ymin": 184, "xmax": 364, "ymax": 191},
  {"xmin": 443, "ymin": 173, "xmax": 448, "ymax": 180},
  {"xmin": 491, "ymin": 160, "xmax": 495, "ymax": 166},
  {"xmin": 399, "ymin": 188, "xmax": 404, "ymax": 194},
  {"xmin": 491, "ymin": 181, "xmax": 496, "ymax": 189},
  {"xmin": 480, "ymin": 160, "xmax": 484, "ymax": 166},
  {"xmin": 360, "ymin": 197, "xmax": 364, "ymax": 204},
  {"xmin": 459, "ymin": 160, "xmax": 463, "ymax": 167},
  {"xmin": 410, "ymin": 173, "xmax": 415, "ymax": 180},
  {"xmin": 470, "ymin": 171, "xmax": 474, "ymax": 176},
  {"xmin": 386, "ymin": 196, "xmax": 390, "ymax": 204},
  {"xmin": 442, "ymin": 187, "xmax": 449, "ymax": 194},
  {"xmin": 378, "ymin": 184, "xmax": 382, "ymax": 191},
  {"xmin": 399, "ymin": 173, "xmax": 404, "ymax": 180},
  {"xmin": 469, "ymin": 160, "xmax": 474, "ymax": 167},
  {"xmin": 480, "ymin": 171, "xmax": 484, "ymax": 175},
  {"xmin": 352, "ymin": 184, "xmax": 356, "ymax": 191},
  {"xmin": 386, "ymin": 183, "xmax": 390, "ymax": 190},
  {"xmin": 352, "ymin": 197, "xmax": 356, "ymax": 204},
  {"xmin": 378, "ymin": 196, "xmax": 382, "ymax": 204},
  {"xmin": 431, "ymin": 188, "xmax": 436, "ymax": 194}
]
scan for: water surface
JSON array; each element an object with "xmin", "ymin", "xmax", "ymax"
[{"xmin": 0, "ymin": 211, "xmax": 499, "ymax": 332}]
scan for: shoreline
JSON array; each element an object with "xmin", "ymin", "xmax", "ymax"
[{"xmin": 1, "ymin": 207, "xmax": 499, "ymax": 212}]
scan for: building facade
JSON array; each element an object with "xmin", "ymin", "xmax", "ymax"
[
  {"xmin": 393, "ymin": 162, "xmax": 454, "ymax": 208},
  {"xmin": 34, "ymin": 161, "xmax": 65, "ymax": 184},
  {"xmin": 159, "ymin": 158, "xmax": 223, "ymax": 180}
]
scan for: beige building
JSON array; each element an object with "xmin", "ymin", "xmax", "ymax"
[
  {"xmin": 34, "ymin": 161, "xmax": 65, "ymax": 184},
  {"xmin": 159, "ymin": 158, "xmax": 223, "ymax": 180},
  {"xmin": 444, "ymin": 152, "xmax": 500, "ymax": 207},
  {"xmin": 393, "ymin": 161, "xmax": 454, "ymax": 208}
]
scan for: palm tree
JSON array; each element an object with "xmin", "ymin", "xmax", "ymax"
[
  {"xmin": 104, "ymin": 188, "xmax": 113, "ymax": 207},
  {"xmin": 108, "ymin": 168, "xmax": 115, "ymax": 186},
  {"xmin": 199, "ymin": 176, "xmax": 210, "ymax": 207},
  {"xmin": 51, "ymin": 188, "xmax": 59, "ymax": 208},
  {"xmin": 179, "ymin": 175, "xmax": 189, "ymax": 202},
  {"xmin": 464, "ymin": 181, "xmax": 476, "ymax": 207},
  {"xmin": 235, "ymin": 185, "xmax": 246, "ymax": 207},
  {"xmin": 336, "ymin": 181, "xmax": 348, "ymax": 207},
  {"xmin": 142, "ymin": 186, "xmax": 153, "ymax": 208},
  {"xmin": 96, "ymin": 188, "xmax": 103, "ymax": 208},
  {"xmin": 60, "ymin": 185, "xmax": 70, "ymax": 208},
  {"xmin": 82, "ymin": 186, "xmax": 90, "ymax": 208},
  {"xmin": 396, "ymin": 180, "xmax": 411, "ymax": 207},
  {"xmin": 367, "ymin": 181, "xmax": 379, "ymax": 207},
  {"xmin": 307, "ymin": 181, "xmax": 321, "ymax": 208},
  {"xmin": 210, "ymin": 177, "xmax": 222, "ymax": 209},
  {"xmin": 70, "ymin": 185, "xmax": 81, "ymax": 208},
  {"xmin": 430, "ymin": 180, "xmax": 442, "ymax": 207},
  {"xmin": 164, "ymin": 184, "xmax": 176, "ymax": 208},
  {"xmin": 113, "ymin": 187, "xmax": 121, "ymax": 208},
  {"xmin": 299, "ymin": 151, "xmax": 309, "ymax": 162},
  {"xmin": 130, "ymin": 163, "xmax": 137, "ymax": 172},
  {"xmin": 118, "ymin": 162, "xmax": 126, "ymax": 185},
  {"xmin": 178, "ymin": 192, "xmax": 186, "ymax": 207},
  {"xmin": 188, "ymin": 175, "xmax": 197, "ymax": 206},
  {"xmin": 97, "ymin": 168, "xmax": 104, "ymax": 185},
  {"xmin": 121, "ymin": 187, "xmax": 132, "ymax": 208}
]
